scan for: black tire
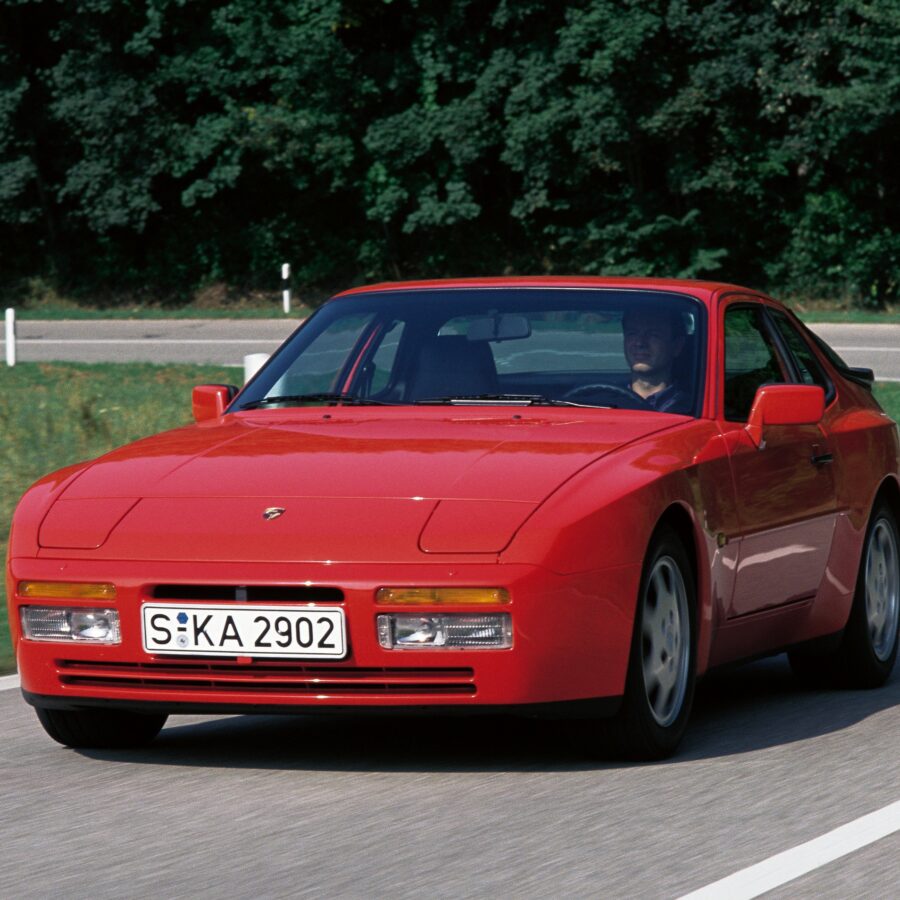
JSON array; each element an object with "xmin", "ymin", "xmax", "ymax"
[
  {"xmin": 788, "ymin": 500, "xmax": 900, "ymax": 689},
  {"xmin": 35, "ymin": 707, "xmax": 167, "ymax": 749},
  {"xmin": 572, "ymin": 526, "xmax": 697, "ymax": 760}
]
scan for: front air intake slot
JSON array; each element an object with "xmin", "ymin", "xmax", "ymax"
[
  {"xmin": 152, "ymin": 584, "xmax": 344, "ymax": 603},
  {"xmin": 56, "ymin": 660, "xmax": 476, "ymax": 696}
]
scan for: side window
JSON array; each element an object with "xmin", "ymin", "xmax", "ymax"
[
  {"xmin": 769, "ymin": 311, "xmax": 833, "ymax": 398},
  {"xmin": 724, "ymin": 306, "xmax": 787, "ymax": 421}
]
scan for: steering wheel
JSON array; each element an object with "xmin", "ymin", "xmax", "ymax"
[{"xmin": 562, "ymin": 383, "xmax": 650, "ymax": 409}]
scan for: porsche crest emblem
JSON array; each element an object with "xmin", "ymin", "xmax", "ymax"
[{"xmin": 262, "ymin": 507, "xmax": 286, "ymax": 521}]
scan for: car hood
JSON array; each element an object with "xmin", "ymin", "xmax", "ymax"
[{"xmin": 39, "ymin": 409, "xmax": 679, "ymax": 561}]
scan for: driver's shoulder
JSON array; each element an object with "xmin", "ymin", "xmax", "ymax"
[{"xmin": 654, "ymin": 382, "xmax": 692, "ymax": 413}]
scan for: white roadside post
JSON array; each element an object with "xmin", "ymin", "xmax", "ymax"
[
  {"xmin": 243, "ymin": 353, "xmax": 269, "ymax": 384},
  {"xmin": 281, "ymin": 262, "xmax": 291, "ymax": 314},
  {"xmin": 5, "ymin": 308, "xmax": 15, "ymax": 367}
]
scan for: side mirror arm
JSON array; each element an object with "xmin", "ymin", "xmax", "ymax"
[{"xmin": 745, "ymin": 406, "xmax": 765, "ymax": 450}]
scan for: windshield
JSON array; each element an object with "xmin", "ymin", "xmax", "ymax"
[{"xmin": 236, "ymin": 288, "xmax": 706, "ymax": 416}]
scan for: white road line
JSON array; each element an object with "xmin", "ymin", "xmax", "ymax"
[
  {"xmin": 679, "ymin": 798, "xmax": 900, "ymax": 899},
  {"xmin": 0, "ymin": 673, "xmax": 21, "ymax": 692},
  {"xmin": 832, "ymin": 346, "xmax": 900, "ymax": 352}
]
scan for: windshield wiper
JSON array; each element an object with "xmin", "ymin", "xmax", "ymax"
[
  {"xmin": 239, "ymin": 393, "xmax": 389, "ymax": 410},
  {"xmin": 413, "ymin": 393, "xmax": 581, "ymax": 407}
]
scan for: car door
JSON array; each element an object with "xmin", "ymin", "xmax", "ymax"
[{"xmin": 719, "ymin": 301, "xmax": 838, "ymax": 618}]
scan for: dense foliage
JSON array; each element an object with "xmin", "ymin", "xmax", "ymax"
[{"xmin": 2, "ymin": 0, "xmax": 899, "ymax": 306}]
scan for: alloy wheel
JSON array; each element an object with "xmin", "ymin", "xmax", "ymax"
[
  {"xmin": 641, "ymin": 556, "xmax": 691, "ymax": 727},
  {"xmin": 865, "ymin": 517, "xmax": 900, "ymax": 662}
]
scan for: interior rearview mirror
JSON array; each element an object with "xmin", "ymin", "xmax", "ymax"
[{"xmin": 466, "ymin": 314, "xmax": 531, "ymax": 342}]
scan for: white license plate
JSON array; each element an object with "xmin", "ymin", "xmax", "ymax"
[{"xmin": 141, "ymin": 604, "xmax": 347, "ymax": 659}]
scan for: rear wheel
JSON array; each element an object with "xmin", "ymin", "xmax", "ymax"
[
  {"xmin": 573, "ymin": 526, "xmax": 697, "ymax": 760},
  {"xmin": 35, "ymin": 707, "xmax": 167, "ymax": 749},
  {"xmin": 841, "ymin": 501, "xmax": 899, "ymax": 686},
  {"xmin": 789, "ymin": 500, "xmax": 899, "ymax": 688}
]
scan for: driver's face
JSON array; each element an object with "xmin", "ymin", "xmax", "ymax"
[{"xmin": 623, "ymin": 313, "xmax": 684, "ymax": 379}]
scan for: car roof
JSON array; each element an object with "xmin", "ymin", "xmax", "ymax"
[{"xmin": 332, "ymin": 276, "xmax": 766, "ymax": 306}]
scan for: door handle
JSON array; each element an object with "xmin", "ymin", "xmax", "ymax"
[{"xmin": 810, "ymin": 451, "xmax": 834, "ymax": 466}]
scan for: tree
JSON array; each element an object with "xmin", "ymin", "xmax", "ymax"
[{"xmin": 1, "ymin": 0, "xmax": 898, "ymax": 307}]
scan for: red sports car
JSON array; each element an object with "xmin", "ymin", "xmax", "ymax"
[{"xmin": 7, "ymin": 278, "xmax": 900, "ymax": 758}]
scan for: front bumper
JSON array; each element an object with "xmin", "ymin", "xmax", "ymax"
[{"xmin": 9, "ymin": 557, "xmax": 641, "ymax": 712}]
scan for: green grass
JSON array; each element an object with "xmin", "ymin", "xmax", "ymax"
[
  {"xmin": 1, "ymin": 368, "xmax": 899, "ymax": 675},
  {"xmin": 1, "ymin": 362, "xmax": 235, "ymax": 674},
  {"xmin": 875, "ymin": 382, "xmax": 900, "ymax": 419}
]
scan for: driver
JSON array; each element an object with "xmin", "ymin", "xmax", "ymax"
[{"xmin": 622, "ymin": 306, "xmax": 689, "ymax": 413}]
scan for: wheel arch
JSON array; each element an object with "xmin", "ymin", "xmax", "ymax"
[
  {"xmin": 649, "ymin": 501, "xmax": 714, "ymax": 675},
  {"xmin": 874, "ymin": 474, "xmax": 900, "ymax": 525},
  {"xmin": 829, "ymin": 474, "xmax": 900, "ymax": 636},
  {"xmin": 652, "ymin": 503, "xmax": 700, "ymax": 595}
]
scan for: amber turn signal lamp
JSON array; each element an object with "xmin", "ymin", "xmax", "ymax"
[
  {"xmin": 375, "ymin": 587, "xmax": 509, "ymax": 605},
  {"xmin": 18, "ymin": 581, "xmax": 118, "ymax": 601}
]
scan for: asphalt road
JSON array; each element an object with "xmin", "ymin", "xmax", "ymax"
[
  {"xmin": 3, "ymin": 658, "xmax": 900, "ymax": 898},
  {"xmin": 1, "ymin": 318, "xmax": 299, "ymax": 365},
  {"xmin": 810, "ymin": 323, "xmax": 900, "ymax": 382},
  {"xmin": 1, "ymin": 320, "xmax": 899, "ymax": 380}
]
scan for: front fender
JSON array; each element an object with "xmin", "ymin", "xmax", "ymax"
[{"xmin": 502, "ymin": 420, "xmax": 733, "ymax": 676}]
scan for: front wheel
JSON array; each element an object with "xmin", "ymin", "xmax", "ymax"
[
  {"xmin": 573, "ymin": 526, "xmax": 697, "ymax": 760},
  {"xmin": 35, "ymin": 707, "xmax": 168, "ymax": 749}
]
